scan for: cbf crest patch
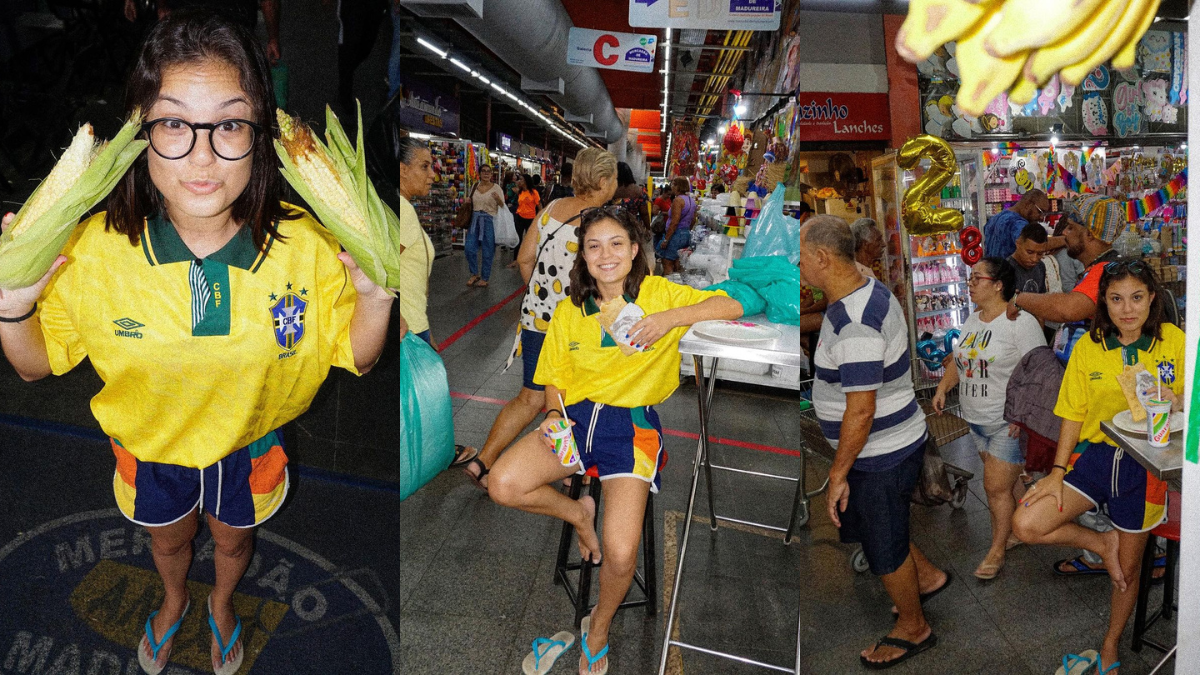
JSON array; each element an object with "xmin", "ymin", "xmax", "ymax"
[
  {"xmin": 271, "ymin": 292, "xmax": 308, "ymax": 350},
  {"xmin": 1158, "ymin": 360, "xmax": 1176, "ymax": 386}
]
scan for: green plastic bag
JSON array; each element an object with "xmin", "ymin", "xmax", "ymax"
[
  {"xmin": 761, "ymin": 279, "xmax": 803, "ymax": 325},
  {"xmin": 705, "ymin": 280, "xmax": 765, "ymax": 316},
  {"xmin": 398, "ymin": 333, "xmax": 455, "ymax": 499}
]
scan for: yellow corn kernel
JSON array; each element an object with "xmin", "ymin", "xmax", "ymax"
[
  {"xmin": 277, "ymin": 111, "xmax": 369, "ymax": 237},
  {"xmin": 11, "ymin": 125, "xmax": 96, "ymax": 238}
]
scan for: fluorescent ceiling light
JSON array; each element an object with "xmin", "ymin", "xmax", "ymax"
[
  {"xmin": 409, "ymin": 132, "xmax": 432, "ymax": 140},
  {"xmin": 416, "ymin": 37, "xmax": 448, "ymax": 58},
  {"xmin": 450, "ymin": 58, "xmax": 471, "ymax": 72},
  {"xmin": 491, "ymin": 82, "xmax": 505, "ymax": 93}
]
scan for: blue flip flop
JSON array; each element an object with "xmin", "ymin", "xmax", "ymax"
[
  {"xmin": 579, "ymin": 616, "xmax": 609, "ymax": 675},
  {"xmin": 137, "ymin": 599, "xmax": 191, "ymax": 675},
  {"xmin": 1055, "ymin": 649, "xmax": 1098, "ymax": 675},
  {"xmin": 522, "ymin": 631, "xmax": 576, "ymax": 675},
  {"xmin": 207, "ymin": 595, "xmax": 244, "ymax": 675},
  {"xmin": 1097, "ymin": 657, "xmax": 1121, "ymax": 674}
]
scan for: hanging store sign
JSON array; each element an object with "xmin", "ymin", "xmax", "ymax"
[
  {"xmin": 629, "ymin": 0, "xmax": 780, "ymax": 30},
  {"xmin": 567, "ymin": 27, "xmax": 658, "ymax": 73},
  {"xmin": 496, "ymin": 132, "xmax": 514, "ymax": 153},
  {"xmin": 389, "ymin": 75, "xmax": 460, "ymax": 136},
  {"xmin": 793, "ymin": 92, "xmax": 891, "ymax": 142}
]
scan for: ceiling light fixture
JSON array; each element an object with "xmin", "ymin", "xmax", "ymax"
[{"xmin": 416, "ymin": 37, "xmax": 448, "ymax": 58}]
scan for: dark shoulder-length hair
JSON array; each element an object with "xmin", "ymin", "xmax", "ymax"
[
  {"xmin": 1089, "ymin": 259, "xmax": 1166, "ymax": 343},
  {"xmin": 105, "ymin": 9, "xmax": 294, "ymax": 249},
  {"xmin": 978, "ymin": 256, "xmax": 1017, "ymax": 301},
  {"xmin": 568, "ymin": 207, "xmax": 650, "ymax": 308}
]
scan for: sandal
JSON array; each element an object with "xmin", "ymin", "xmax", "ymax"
[
  {"xmin": 522, "ymin": 631, "xmax": 575, "ymax": 675},
  {"xmin": 579, "ymin": 616, "xmax": 609, "ymax": 675},
  {"xmin": 463, "ymin": 457, "xmax": 489, "ymax": 490},
  {"xmin": 449, "ymin": 445, "xmax": 479, "ymax": 468},
  {"xmin": 1053, "ymin": 555, "xmax": 1107, "ymax": 577},
  {"xmin": 1097, "ymin": 657, "xmax": 1121, "ymax": 674},
  {"xmin": 476, "ymin": 280, "xmax": 490, "ymax": 287},
  {"xmin": 137, "ymin": 599, "xmax": 191, "ymax": 675},
  {"xmin": 207, "ymin": 595, "xmax": 243, "ymax": 675},
  {"xmin": 859, "ymin": 633, "xmax": 937, "ymax": 670},
  {"xmin": 1055, "ymin": 649, "xmax": 1098, "ymax": 675},
  {"xmin": 466, "ymin": 275, "xmax": 480, "ymax": 286},
  {"xmin": 974, "ymin": 558, "xmax": 1003, "ymax": 580}
]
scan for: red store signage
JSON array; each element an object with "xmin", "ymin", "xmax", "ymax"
[{"xmin": 793, "ymin": 92, "xmax": 891, "ymax": 141}]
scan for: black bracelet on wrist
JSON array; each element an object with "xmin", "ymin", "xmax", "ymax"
[
  {"xmin": 545, "ymin": 409, "xmax": 563, "ymax": 420},
  {"xmin": 0, "ymin": 303, "xmax": 36, "ymax": 323},
  {"xmin": 1052, "ymin": 464, "xmax": 1068, "ymax": 474}
]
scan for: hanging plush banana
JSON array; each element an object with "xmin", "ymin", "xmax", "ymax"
[{"xmin": 896, "ymin": 0, "xmax": 1163, "ymax": 115}]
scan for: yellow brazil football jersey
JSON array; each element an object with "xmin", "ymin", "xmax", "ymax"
[
  {"xmin": 1055, "ymin": 323, "xmax": 1185, "ymax": 445},
  {"xmin": 534, "ymin": 275, "xmax": 726, "ymax": 408},
  {"xmin": 38, "ymin": 205, "xmax": 358, "ymax": 468}
]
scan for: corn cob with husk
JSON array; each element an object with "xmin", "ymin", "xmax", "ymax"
[
  {"xmin": 275, "ymin": 102, "xmax": 406, "ymax": 295},
  {"xmin": 0, "ymin": 112, "xmax": 148, "ymax": 289}
]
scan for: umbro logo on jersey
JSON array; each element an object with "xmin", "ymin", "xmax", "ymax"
[
  {"xmin": 569, "ymin": 341, "xmax": 581, "ymax": 351},
  {"xmin": 113, "ymin": 318, "xmax": 145, "ymax": 339}
]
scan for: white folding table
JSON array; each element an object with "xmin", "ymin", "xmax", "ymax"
[{"xmin": 658, "ymin": 316, "xmax": 816, "ymax": 674}]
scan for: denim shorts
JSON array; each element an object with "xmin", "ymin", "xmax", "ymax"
[
  {"xmin": 837, "ymin": 440, "xmax": 924, "ymax": 576},
  {"xmin": 654, "ymin": 227, "xmax": 691, "ymax": 261},
  {"xmin": 968, "ymin": 422, "xmax": 1023, "ymax": 465},
  {"xmin": 521, "ymin": 329, "xmax": 546, "ymax": 391}
]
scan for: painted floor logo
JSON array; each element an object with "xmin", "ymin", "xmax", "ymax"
[{"xmin": 0, "ymin": 510, "xmax": 400, "ymax": 674}]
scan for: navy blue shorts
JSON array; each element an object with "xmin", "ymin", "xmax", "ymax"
[
  {"xmin": 837, "ymin": 440, "xmax": 924, "ymax": 576},
  {"xmin": 415, "ymin": 330, "xmax": 432, "ymax": 345},
  {"xmin": 564, "ymin": 400, "xmax": 667, "ymax": 493},
  {"xmin": 1065, "ymin": 441, "xmax": 1167, "ymax": 533},
  {"xmin": 522, "ymin": 329, "xmax": 546, "ymax": 391}
]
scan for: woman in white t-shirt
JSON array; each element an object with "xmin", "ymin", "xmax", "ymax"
[
  {"xmin": 465, "ymin": 164, "xmax": 506, "ymax": 288},
  {"xmin": 933, "ymin": 257, "xmax": 1045, "ymax": 580}
]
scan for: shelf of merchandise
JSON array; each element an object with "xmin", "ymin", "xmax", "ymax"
[
  {"xmin": 411, "ymin": 139, "xmax": 470, "ymax": 251},
  {"xmin": 914, "ymin": 280, "xmax": 968, "ymax": 290}
]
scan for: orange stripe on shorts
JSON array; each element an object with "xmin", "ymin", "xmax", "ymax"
[
  {"xmin": 249, "ymin": 445, "xmax": 288, "ymax": 494},
  {"xmin": 111, "ymin": 440, "xmax": 137, "ymax": 488}
]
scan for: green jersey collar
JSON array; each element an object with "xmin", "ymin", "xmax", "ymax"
[
  {"xmin": 1103, "ymin": 332, "xmax": 1155, "ymax": 364},
  {"xmin": 142, "ymin": 213, "xmax": 265, "ymax": 270},
  {"xmin": 582, "ymin": 292, "xmax": 637, "ymax": 316}
]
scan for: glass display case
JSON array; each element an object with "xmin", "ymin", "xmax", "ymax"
[{"xmin": 871, "ymin": 149, "xmax": 985, "ymax": 376}]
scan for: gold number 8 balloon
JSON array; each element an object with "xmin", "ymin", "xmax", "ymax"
[{"xmin": 897, "ymin": 134, "xmax": 964, "ymax": 236}]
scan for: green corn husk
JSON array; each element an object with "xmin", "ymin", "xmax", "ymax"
[
  {"xmin": 275, "ymin": 102, "xmax": 406, "ymax": 295},
  {"xmin": 0, "ymin": 113, "xmax": 148, "ymax": 289}
]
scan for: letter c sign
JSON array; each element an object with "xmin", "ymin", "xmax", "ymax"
[{"xmin": 593, "ymin": 34, "xmax": 619, "ymax": 66}]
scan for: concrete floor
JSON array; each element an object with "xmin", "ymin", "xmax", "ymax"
[{"xmin": 0, "ymin": 248, "xmax": 1180, "ymax": 674}]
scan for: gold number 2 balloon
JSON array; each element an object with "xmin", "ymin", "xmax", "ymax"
[{"xmin": 898, "ymin": 134, "xmax": 965, "ymax": 236}]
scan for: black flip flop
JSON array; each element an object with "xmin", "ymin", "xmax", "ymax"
[
  {"xmin": 449, "ymin": 445, "xmax": 479, "ymax": 468},
  {"xmin": 860, "ymin": 633, "xmax": 937, "ymax": 670},
  {"xmin": 463, "ymin": 458, "xmax": 489, "ymax": 490},
  {"xmin": 891, "ymin": 572, "xmax": 952, "ymax": 617}
]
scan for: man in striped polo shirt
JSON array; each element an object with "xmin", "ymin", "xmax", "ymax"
[{"xmin": 799, "ymin": 216, "xmax": 947, "ymax": 669}]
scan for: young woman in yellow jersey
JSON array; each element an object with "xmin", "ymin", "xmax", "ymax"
[
  {"xmin": 1013, "ymin": 261, "xmax": 1183, "ymax": 674},
  {"xmin": 0, "ymin": 12, "xmax": 393, "ymax": 675},
  {"xmin": 488, "ymin": 208, "xmax": 742, "ymax": 674}
]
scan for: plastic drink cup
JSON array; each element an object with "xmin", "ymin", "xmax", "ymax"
[
  {"xmin": 548, "ymin": 418, "xmax": 581, "ymax": 467},
  {"xmin": 1145, "ymin": 400, "xmax": 1172, "ymax": 448}
]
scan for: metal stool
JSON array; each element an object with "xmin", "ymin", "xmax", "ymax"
[
  {"xmin": 1133, "ymin": 491, "xmax": 1180, "ymax": 654},
  {"xmin": 553, "ymin": 474, "xmax": 657, "ymax": 628}
]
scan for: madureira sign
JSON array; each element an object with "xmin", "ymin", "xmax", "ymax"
[
  {"xmin": 793, "ymin": 93, "xmax": 892, "ymax": 142},
  {"xmin": 629, "ymin": 0, "xmax": 780, "ymax": 31},
  {"xmin": 567, "ymin": 27, "xmax": 658, "ymax": 74}
]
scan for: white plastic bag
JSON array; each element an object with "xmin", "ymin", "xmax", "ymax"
[{"xmin": 494, "ymin": 206, "xmax": 519, "ymax": 248}]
